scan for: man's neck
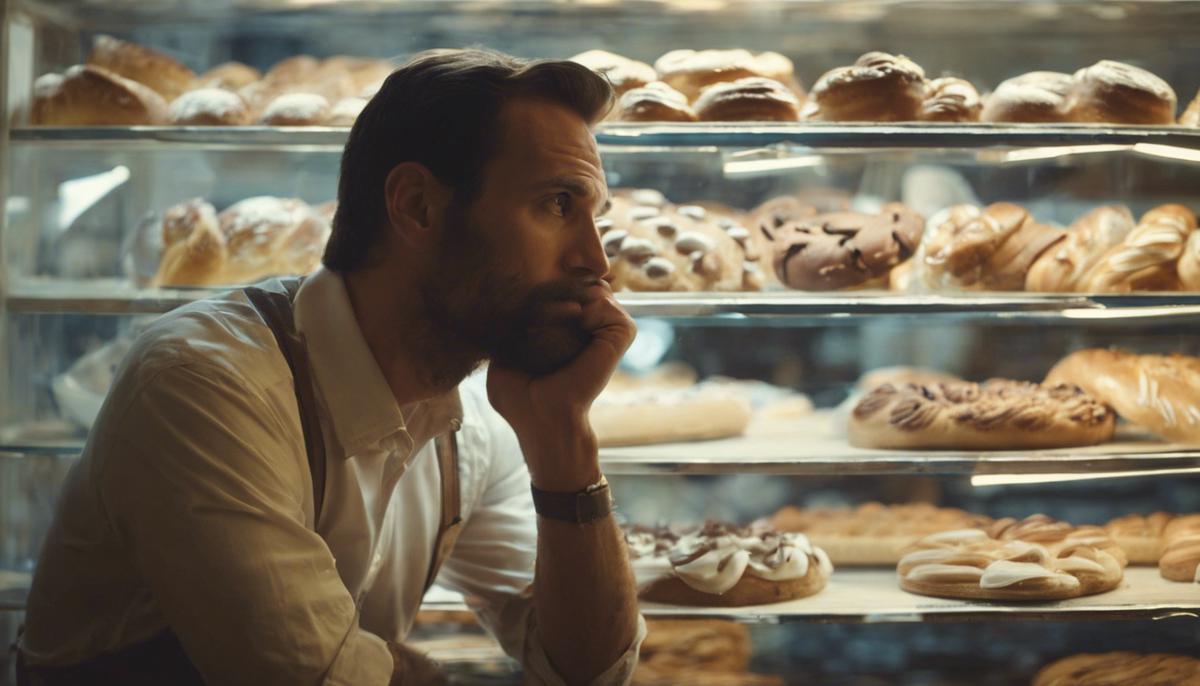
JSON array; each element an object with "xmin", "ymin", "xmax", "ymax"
[{"xmin": 342, "ymin": 267, "xmax": 481, "ymax": 408}]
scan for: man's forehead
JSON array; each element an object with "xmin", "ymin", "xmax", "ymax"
[{"xmin": 492, "ymin": 98, "xmax": 604, "ymax": 179}]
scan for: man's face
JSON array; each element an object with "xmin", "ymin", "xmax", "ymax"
[{"xmin": 421, "ymin": 98, "xmax": 611, "ymax": 376}]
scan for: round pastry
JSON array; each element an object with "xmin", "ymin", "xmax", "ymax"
[
  {"xmin": 218, "ymin": 197, "xmax": 331, "ymax": 285},
  {"xmin": 168, "ymin": 88, "xmax": 253, "ymax": 125},
  {"xmin": 327, "ymin": 96, "xmax": 367, "ymax": 126},
  {"xmin": 263, "ymin": 55, "xmax": 321, "ymax": 87},
  {"xmin": 914, "ymin": 202, "xmax": 1065, "ymax": 291},
  {"xmin": 570, "ymin": 50, "xmax": 657, "ymax": 96},
  {"xmin": 769, "ymin": 502, "xmax": 992, "ymax": 566},
  {"xmin": 1182, "ymin": 89, "xmax": 1200, "ymax": 127},
  {"xmin": 1033, "ymin": 652, "xmax": 1200, "ymax": 686},
  {"xmin": 980, "ymin": 71, "xmax": 1074, "ymax": 123},
  {"xmin": 152, "ymin": 196, "xmax": 330, "ymax": 286},
  {"xmin": 803, "ymin": 52, "xmax": 927, "ymax": 122},
  {"xmin": 653, "ymin": 49, "xmax": 798, "ymax": 103},
  {"xmin": 1103, "ymin": 512, "xmax": 1174, "ymax": 565},
  {"xmin": 1079, "ymin": 204, "xmax": 1196, "ymax": 293},
  {"xmin": 198, "ymin": 61, "xmax": 261, "ymax": 91},
  {"xmin": 1025, "ymin": 206, "xmax": 1136, "ymax": 292},
  {"xmin": 898, "ymin": 515, "xmax": 1126, "ymax": 601},
  {"xmin": 920, "ymin": 77, "xmax": 982, "ymax": 122},
  {"xmin": 591, "ymin": 383, "xmax": 753, "ymax": 447},
  {"xmin": 617, "ymin": 82, "xmax": 697, "ymax": 122},
  {"xmin": 31, "ymin": 65, "xmax": 169, "ymax": 126},
  {"xmin": 849, "ymin": 379, "xmax": 1116, "ymax": 450},
  {"xmin": 259, "ymin": 93, "xmax": 332, "ymax": 126},
  {"xmin": 602, "ymin": 192, "xmax": 750, "ymax": 292},
  {"xmin": 1177, "ymin": 229, "xmax": 1200, "ymax": 292},
  {"xmin": 1065, "ymin": 60, "xmax": 1177, "ymax": 125},
  {"xmin": 765, "ymin": 204, "xmax": 924, "ymax": 291},
  {"xmin": 86, "ymin": 34, "xmax": 197, "ymax": 102},
  {"xmin": 630, "ymin": 522, "xmax": 832, "ymax": 607},
  {"xmin": 1045, "ymin": 348, "xmax": 1200, "ymax": 443},
  {"xmin": 1160, "ymin": 514, "xmax": 1200, "ymax": 583},
  {"xmin": 693, "ymin": 77, "xmax": 801, "ymax": 122},
  {"xmin": 153, "ymin": 199, "xmax": 226, "ymax": 287}
]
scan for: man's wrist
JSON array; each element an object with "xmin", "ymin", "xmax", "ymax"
[{"xmin": 519, "ymin": 417, "xmax": 601, "ymax": 492}]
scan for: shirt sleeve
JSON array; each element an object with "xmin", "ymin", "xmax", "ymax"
[
  {"xmin": 433, "ymin": 401, "xmax": 646, "ymax": 686},
  {"xmin": 96, "ymin": 362, "xmax": 393, "ymax": 686}
]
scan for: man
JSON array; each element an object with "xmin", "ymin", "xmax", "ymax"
[{"xmin": 19, "ymin": 48, "xmax": 645, "ymax": 685}]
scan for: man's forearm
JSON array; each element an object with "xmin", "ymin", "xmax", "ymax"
[
  {"xmin": 535, "ymin": 511, "xmax": 639, "ymax": 684},
  {"xmin": 528, "ymin": 441, "xmax": 640, "ymax": 684}
]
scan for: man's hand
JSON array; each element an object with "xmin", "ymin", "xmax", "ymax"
[{"xmin": 486, "ymin": 280, "xmax": 636, "ymax": 491}]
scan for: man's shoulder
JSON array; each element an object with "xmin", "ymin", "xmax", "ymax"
[{"xmin": 120, "ymin": 289, "xmax": 290, "ymax": 392}]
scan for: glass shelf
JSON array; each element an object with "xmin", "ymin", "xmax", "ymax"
[
  {"xmin": 421, "ymin": 568, "xmax": 1198, "ymax": 624},
  {"xmin": 11, "ymin": 277, "xmax": 1200, "ymax": 319},
  {"xmin": 11, "ymin": 124, "xmax": 1200, "ymax": 153}
]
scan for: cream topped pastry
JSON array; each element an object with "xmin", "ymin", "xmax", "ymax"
[
  {"xmin": 628, "ymin": 521, "xmax": 832, "ymax": 607},
  {"xmin": 897, "ymin": 515, "xmax": 1126, "ymax": 601}
]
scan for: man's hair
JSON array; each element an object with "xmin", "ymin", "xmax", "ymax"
[{"xmin": 324, "ymin": 48, "xmax": 614, "ymax": 272}]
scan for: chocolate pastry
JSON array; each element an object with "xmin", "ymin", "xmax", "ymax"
[
  {"xmin": 693, "ymin": 77, "xmax": 801, "ymax": 122},
  {"xmin": 849, "ymin": 379, "xmax": 1115, "ymax": 450},
  {"xmin": 764, "ymin": 203, "xmax": 924, "ymax": 290}
]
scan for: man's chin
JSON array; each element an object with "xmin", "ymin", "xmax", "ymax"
[{"xmin": 490, "ymin": 325, "xmax": 590, "ymax": 376}]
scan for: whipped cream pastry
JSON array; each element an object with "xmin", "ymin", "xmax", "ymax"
[{"xmin": 626, "ymin": 522, "xmax": 832, "ymax": 595}]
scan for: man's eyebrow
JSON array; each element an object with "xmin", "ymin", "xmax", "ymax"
[{"xmin": 532, "ymin": 176, "xmax": 601, "ymax": 197}]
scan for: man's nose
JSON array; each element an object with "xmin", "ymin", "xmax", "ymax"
[{"xmin": 570, "ymin": 215, "xmax": 611, "ymax": 279}]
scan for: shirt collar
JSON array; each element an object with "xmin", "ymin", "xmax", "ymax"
[{"xmin": 293, "ymin": 267, "xmax": 463, "ymax": 457}]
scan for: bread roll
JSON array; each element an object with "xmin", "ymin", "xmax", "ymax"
[
  {"xmin": 803, "ymin": 52, "xmax": 926, "ymax": 122},
  {"xmin": 1080, "ymin": 204, "xmax": 1196, "ymax": 293},
  {"xmin": 153, "ymin": 196, "xmax": 330, "ymax": 286},
  {"xmin": 1034, "ymin": 653, "xmax": 1200, "ymax": 686},
  {"xmin": 87, "ymin": 34, "xmax": 197, "ymax": 102},
  {"xmin": 259, "ymin": 93, "xmax": 332, "ymax": 126},
  {"xmin": 1046, "ymin": 348, "xmax": 1200, "ymax": 444},
  {"xmin": 1104, "ymin": 512, "xmax": 1173, "ymax": 565},
  {"xmin": 263, "ymin": 55, "xmax": 321, "ymax": 87},
  {"xmin": 169, "ymin": 88, "xmax": 253, "ymax": 125},
  {"xmin": 920, "ymin": 77, "xmax": 982, "ymax": 122},
  {"xmin": 913, "ymin": 202, "xmax": 1064, "ymax": 291},
  {"xmin": 327, "ymin": 97, "xmax": 367, "ymax": 126},
  {"xmin": 1177, "ymin": 229, "xmax": 1200, "ymax": 292},
  {"xmin": 591, "ymin": 384, "xmax": 752, "ymax": 447},
  {"xmin": 32, "ymin": 65, "xmax": 169, "ymax": 126},
  {"xmin": 1182, "ymin": 89, "xmax": 1200, "ymax": 127},
  {"xmin": 693, "ymin": 77, "xmax": 801, "ymax": 122},
  {"xmin": 1066, "ymin": 60, "xmax": 1176, "ymax": 125},
  {"xmin": 617, "ymin": 82, "xmax": 696, "ymax": 122},
  {"xmin": 654, "ymin": 49, "xmax": 798, "ymax": 102},
  {"xmin": 849, "ymin": 379, "xmax": 1116, "ymax": 450},
  {"xmin": 980, "ymin": 71, "xmax": 1073, "ymax": 123},
  {"xmin": 199, "ymin": 61, "xmax": 261, "ymax": 91},
  {"xmin": 1160, "ymin": 514, "xmax": 1200, "ymax": 583},
  {"xmin": 1025, "ymin": 206, "xmax": 1136, "ymax": 292},
  {"xmin": 570, "ymin": 50, "xmax": 657, "ymax": 96}
]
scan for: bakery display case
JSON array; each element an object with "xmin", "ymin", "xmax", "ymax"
[{"xmin": 4, "ymin": 0, "xmax": 1200, "ymax": 684}]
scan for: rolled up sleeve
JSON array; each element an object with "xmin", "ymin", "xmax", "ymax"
[
  {"xmin": 98, "ymin": 363, "xmax": 393, "ymax": 686},
  {"xmin": 434, "ymin": 405, "xmax": 644, "ymax": 685}
]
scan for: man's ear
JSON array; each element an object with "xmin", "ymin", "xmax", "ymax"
[{"xmin": 383, "ymin": 162, "xmax": 451, "ymax": 247}]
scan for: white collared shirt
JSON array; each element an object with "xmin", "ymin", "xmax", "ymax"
[{"xmin": 21, "ymin": 267, "xmax": 644, "ymax": 685}]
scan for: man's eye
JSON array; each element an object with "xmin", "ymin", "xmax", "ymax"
[{"xmin": 550, "ymin": 193, "xmax": 571, "ymax": 217}]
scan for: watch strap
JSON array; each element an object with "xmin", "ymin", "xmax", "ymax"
[{"xmin": 531, "ymin": 477, "xmax": 614, "ymax": 524}]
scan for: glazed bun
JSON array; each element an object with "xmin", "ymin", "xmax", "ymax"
[
  {"xmin": 617, "ymin": 82, "xmax": 696, "ymax": 122},
  {"xmin": 1065, "ymin": 60, "xmax": 1176, "ymax": 125},
  {"xmin": 86, "ymin": 34, "xmax": 197, "ymax": 101},
  {"xmin": 693, "ymin": 77, "xmax": 801, "ymax": 122},
  {"xmin": 803, "ymin": 52, "xmax": 927, "ymax": 122},
  {"xmin": 980, "ymin": 71, "xmax": 1073, "ymax": 123},
  {"xmin": 32, "ymin": 65, "xmax": 169, "ymax": 126}
]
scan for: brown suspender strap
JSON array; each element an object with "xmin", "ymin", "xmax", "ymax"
[
  {"xmin": 243, "ymin": 278, "xmax": 328, "ymax": 524},
  {"xmin": 424, "ymin": 432, "xmax": 463, "ymax": 593}
]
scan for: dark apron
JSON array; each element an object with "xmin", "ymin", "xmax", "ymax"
[{"xmin": 16, "ymin": 278, "xmax": 463, "ymax": 685}]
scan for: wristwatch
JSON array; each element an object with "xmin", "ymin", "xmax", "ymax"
[{"xmin": 531, "ymin": 475, "xmax": 614, "ymax": 524}]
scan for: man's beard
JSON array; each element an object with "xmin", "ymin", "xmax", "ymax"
[{"xmin": 418, "ymin": 207, "xmax": 594, "ymax": 380}]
